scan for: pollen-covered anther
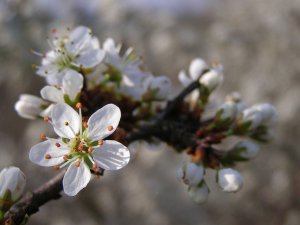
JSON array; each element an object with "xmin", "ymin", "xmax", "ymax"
[
  {"xmin": 98, "ymin": 140, "xmax": 104, "ymax": 145},
  {"xmin": 76, "ymin": 102, "xmax": 82, "ymax": 109},
  {"xmin": 55, "ymin": 143, "xmax": 61, "ymax": 148},
  {"xmin": 63, "ymin": 155, "xmax": 69, "ymax": 160},
  {"xmin": 53, "ymin": 166, "xmax": 60, "ymax": 171},
  {"xmin": 31, "ymin": 64, "xmax": 37, "ymax": 69},
  {"xmin": 40, "ymin": 134, "xmax": 46, "ymax": 141},
  {"xmin": 83, "ymin": 121, "xmax": 88, "ymax": 128},
  {"xmin": 77, "ymin": 143, "xmax": 84, "ymax": 151},
  {"xmin": 45, "ymin": 154, "xmax": 51, "ymax": 159},
  {"xmin": 108, "ymin": 125, "xmax": 114, "ymax": 131},
  {"xmin": 88, "ymin": 147, "xmax": 93, "ymax": 153},
  {"xmin": 75, "ymin": 161, "xmax": 81, "ymax": 167},
  {"xmin": 64, "ymin": 121, "xmax": 69, "ymax": 126},
  {"xmin": 43, "ymin": 116, "xmax": 50, "ymax": 123},
  {"xmin": 92, "ymin": 163, "xmax": 97, "ymax": 169}
]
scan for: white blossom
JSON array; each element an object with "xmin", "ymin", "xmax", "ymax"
[
  {"xmin": 29, "ymin": 103, "xmax": 130, "ymax": 196},
  {"xmin": 217, "ymin": 168, "xmax": 243, "ymax": 193},
  {"xmin": 40, "ymin": 70, "xmax": 83, "ymax": 116},
  {"xmin": 143, "ymin": 75, "xmax": 171, "ymax": 101},
  {"xmin": 199, "ymin": 68, "xmax": 223, "ymax": 92},
  {"xmin": 233, "ymin": 140, "xmax": 260, "ymax": 159},
  {"xmin": 35, "ymin": 26, "xmax": 105, "ymax": 85},
  {"xmin": 177, "ymin": 162, "xmax": 204, "ymax": 186},
  {"xmin": 217, "ymin": 101, "xmax": 238, "ymax": 121},
  {"xmin": 0, "ymin": 167, "xmax": 26, "ymax": 202},
  {"xmin": 188, "ymin": 182, "xmax": 209, "ymax": 204},
  {"xmin": 15, "ymin": 94, "xmax": 47, "ymax": 119}
]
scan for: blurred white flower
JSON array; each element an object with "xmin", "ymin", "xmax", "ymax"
[
  {"xmin": 217, "ymin": 101, "xmax": 238, "ymax": 121},
  {"xmin": 35, "ymin": 26, "xmax": 105, "ymax": 85},
  {"xmin": 15, "ymin": 94, "xmax": 47, "ymax": 119},
  {"xmin": 217, "ymin": 168, "xmax": 243, "ymax": 193},
  {"xmin": 29, "ymin": 103, "xmax": 130, "ymax": 196},
  {"xmin": 0, "ymin": 167, "xmax": 26, "ymax": 202},
  {"xmin": 233, "ymin": 140, "xmax": 260, "ymax": 159},
  {"xmin": 188, "ymin": 182, "xmax": 209, "ymax": 204},
  {"xmin": 143, "ymin": 75, "xmax": 171, "ymax": 101},
  {"xmin": 199, "ymin": 67, "xmax": 223, "ymax": 92},
  {"xmin": 177, "ymin": 162, "xmax": 204, "ymax": 186}
]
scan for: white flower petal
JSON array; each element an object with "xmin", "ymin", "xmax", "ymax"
[
  {"xmin": 63, "ymin": 159, "xmax": 91, "ymax": 196},
  {"xmin": 92, "ymin": 140, "xmax": 130, "ymax": 170},
  {"xmin": 178, "ymin": 70, "xmax": 192, "ymax": 87},
  {"xmin": 36, "ymin": 64, "xmax": 59, "ymax": 78},
  {"xmin": 77, "ymin": 49, "xmax": 105, "ymax": 68},
  {"xmin": 189, "ymin": 58, "xmax": 208, "ymax": 81},
  {"xmin": 149, "ymin": 76, "xmax": 171, "ymax": 100},
  {"xmin": 86, "ymin": 104, "xmax": 121, "ymax": 141},
  {"xmin": 51, "ymin": 103, "xmax": 81, "ymax": 139},
  {"xmin": 62, "ymin": 70, "xmax": 83, "ymax": 101},
  {"xmin": 40, "ymin": 86, "xmax": 64, "ymax": 103},
  {"xmin": 66, "ymin": 26, "xmax": 92, "ymax": 54},
  {"xmin": 29, "ymin": 140, "xmax": 70, "ymax": 167}
]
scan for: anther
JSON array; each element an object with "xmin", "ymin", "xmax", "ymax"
[
  {"xmin": 77, "ymin": 143, "xmax": 84, "ymax": 151},
  {"xmin": 40, "ymin": 134, "xmax": 46, "ymax": 141},
  {"xmin": 98, "ymin": 140, "xmax": 104, "ymax": 145},
  {"xmin": 76, "ymin": 102, "xmax": 82, "ymax": 109},
  {"xmin": 45, "ymin": 154, "xmax": 51, "ymax": 159},
  {"xmin": 108, "ymin": 125, "xmax": 114, "ymax": 131},
  {"xmin": 75, "ymin": 161, "xmax": 81, "ymax": 167},
  {"xmin": 92, "ymin": 163, "xmax": 97, "ymax": 169},
  {"xmin": 83, "ymin": 121, "xmax": 88, "ymax": 128},
  {"xmin": 55, "ymin": 143, "xmax": 61, "ymax": 148},
  {"xmin": 88, "ymin": 147, "xmax": 93, "ymax": 153},
  {"xmin": 43, "ymin": 116, "xmax": 50, "ymax": 123},
  {"xmin": 31, "ymin": 64, "xmax": 37, "ymax": 69},
  {"xmin": 53, "ymin": 166, "xmax": 60, "ymax": 171},
  {"xmin": 51, "ymin": 28, "xmax": 57, "ymax": 33},
  {"xmin": 64, "ymin": 121, "xmax": 69, "ymax": 126},
  {"xmin": 63, "ymin": 155, "xmax": 69, "ymax": 160}
]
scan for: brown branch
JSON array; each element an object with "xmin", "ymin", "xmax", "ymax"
[{"xmin": 1, "ymin": 80, "xmax": 201, "ymax": 225}]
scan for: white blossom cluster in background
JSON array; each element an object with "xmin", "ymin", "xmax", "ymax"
[
  {"xmin": 177, "ymin": 58, "xmax": 277, "ymax": 203},
  {"xmin": 0, "ymin": 25, "xmax": 277, "ymax": 220}
]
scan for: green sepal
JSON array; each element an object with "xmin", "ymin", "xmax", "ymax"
[{"xmin": 0, "ymin": 190, "xmax": 13, "ymax": 212}]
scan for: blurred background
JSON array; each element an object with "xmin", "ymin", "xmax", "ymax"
[{"xmin": 1, "ymin": 0, "xmax": 300, "ymax": 224}]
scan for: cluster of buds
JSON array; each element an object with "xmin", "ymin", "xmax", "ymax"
[
  {"xmin": 15, "ymin": 26, "xmax": 171, "ymax": 120},
  {"xmin": 0, "ymin": 167, "xmax": 26, "ymax": 219},
  {"xmin": 176, "ymin": 58, "xmax": 277, "ymax": 203}
]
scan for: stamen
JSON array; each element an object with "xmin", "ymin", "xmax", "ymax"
[
  {"xmin": 64, "ymin": 121, "xmax": 69, "ymax": 126},
  {"xmin": 55, "ymin": 143, "xmax": 61, "ymax": 148},
  {"xmin": 45, "ymin": 154, "xmax": 51, "ymax": 159},
  {"xmin": 92, "ymin": 163, "xmax": 97, "ymax": 169},
  {"xmin": 75, "ymin": 161, "xmax": 81, "ymax": 167},
  {"xmin": 98, "ymin": 140, "xmax": 104, "ymax": 145},
  {"xmin": 53, "ymin": 166, "xmax": 60, "ymax": 171},
  {"xmin": 63, "ymin": 155, "xmax": 69, "ymax": 160},
  {"xmin": 108, "ymin": 125, "xmax": 114, "ymax": 131},
  {"xmin": 77, "ymin": 143, "xmax": 84, "ymax": 152},
  {"xmin": 88, "ymin": 147, "xmax": 93, "ymax": 153},
  {"xmin": 43, "ymin": 116, "xmax": 50, "ymax": 123},
  {"xmin": 30, "ymin": 49, "xmax": 44, "ymax": 57},
  {"xmin": 88, "ymin": 155, "xmax": 96, "ymax": 168},
  {"xmin": 40, "ymin": 134, "xmax": 46, "ymax": 141},
  {"xmin": 31, "ymin": 64, "xmax": 38, "ymax": 69},
  {"xmin": 76, "ymin": 102, "xmax": 82, "ymax": 109},
  {"xmin": 83, "ymin": 121, "xmax": 88, "ymax": 128}
]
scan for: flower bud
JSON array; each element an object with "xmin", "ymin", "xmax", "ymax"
[
  {"xmin": 199, "ymin": 68, "xmax": 223, "ymax": 92},
  {"xmin": 226, "ymin": 92, "xmax": 247, "ymax": 113},
  {"xmin": 177, "ymin": 162, "xmax": 204, "ymax": 186},
  {"xmin": 189, "ymin": 58, "xmax": 208, "ymax": 80},
  {"xmin": 15, "ymin": 94, "xmax": 47, "ymax": 119},
  {"xmin": 241, "ymin": 107, "xmax": 263, "ymax": 129},
  {"xmin": 252, "ymin": 103, "xmax": 277, "ymax": 126},
  {"xmin": 217, "ymin": 101, "xmax": 238, "ymax": 121},
  {"xmin": 233, "ymin": 140, "xmax": 260, "ymax": 159},
  {"xmin": 188, "ymin": 182, "xmax": 209, "ymax": 204},
  {"xmin": 0, "ymin": 167, "xmax": 26, "ymax": 210},
  {"xmin": 217, "ymin": 168, "xmax": 243, "ymax": 192}
]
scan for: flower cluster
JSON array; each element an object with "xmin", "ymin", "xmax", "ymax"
[
  {"xmin": 15, "ymin": 26, "xmax": 171, "ymax": 120},
  {"xmin": 176, "ymin": 58, "xmax": 277, "ymax": 203},
  {"xmin": 12, "ymin": 26, "xmax": 277, "ymax": 206}
]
